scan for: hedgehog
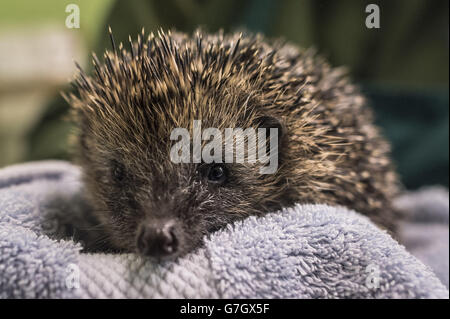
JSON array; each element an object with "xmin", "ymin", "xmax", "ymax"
[{"xmin": 65, "ymin": 28, "xmax": 400, "ymax": 259}]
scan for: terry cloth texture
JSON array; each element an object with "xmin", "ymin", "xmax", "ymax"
[{"xmin": 0, "ymin": 161, "xmax": 448, "ymax": 298}]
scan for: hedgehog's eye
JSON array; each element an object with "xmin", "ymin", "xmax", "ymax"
[
  {"xmin": 206, "ymin": 164, "xmax": 228, "ymax": 184},
  {"xmin": 112, "ymin": 161, "xmax": 125, "ymax": 182}
]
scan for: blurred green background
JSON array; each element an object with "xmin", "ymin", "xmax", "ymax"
[{"xmin": 0, "ymin": 0, "xmax": 448, "ymax": 190}]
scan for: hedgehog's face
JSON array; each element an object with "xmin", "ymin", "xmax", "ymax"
[
  {"xmin": 77, "ymin": 109, "xmax": 286, "ymax": 260},
  {"xmin": 69, "ymin": 30, "xmax": 292, "ymax": 259}
]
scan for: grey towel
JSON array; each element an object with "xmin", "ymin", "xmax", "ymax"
[{"xmin": 0, "ymin": 161, "xmax": 448, "ymax": 298}]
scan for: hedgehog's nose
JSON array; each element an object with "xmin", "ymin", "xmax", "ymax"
[{"xmin": 136, "ymin": 220, "xmax": 178, "ymax": 258}]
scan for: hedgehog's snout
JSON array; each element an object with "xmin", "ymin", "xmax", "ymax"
[{"xmin": 136, "ymin": 218, "xmax": 179, "ymax": 258}]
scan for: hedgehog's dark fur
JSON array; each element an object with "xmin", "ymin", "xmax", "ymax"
[{"xmin": 66, "ymin": 29, "xmax": 400, "ymax": 259}]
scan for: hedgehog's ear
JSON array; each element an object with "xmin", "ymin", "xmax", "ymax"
[{"xmin": 254, "ymin": 116, "xmax": 285, "ymax": 142}]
